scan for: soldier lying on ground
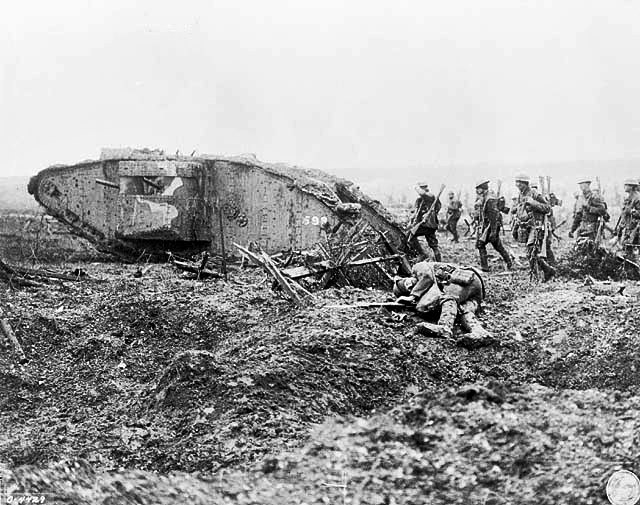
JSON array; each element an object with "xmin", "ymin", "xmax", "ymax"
[{"xmin": 393, "ymin": 260, "xmax": 494, "ymax": 348}]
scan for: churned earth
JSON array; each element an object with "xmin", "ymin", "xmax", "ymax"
[{"xmin": 1, "ymin": 232, "xmax": 639, "ymax": 504}]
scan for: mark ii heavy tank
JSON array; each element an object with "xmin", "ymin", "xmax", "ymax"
[{"xmin": 28, "ymin": 148, "xmax": 409, "ymax": 257}]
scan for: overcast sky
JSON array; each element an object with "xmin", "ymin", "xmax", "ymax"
[{"xmin": 1, "ymin": 0, "xmax": 640, "ymax": 181}]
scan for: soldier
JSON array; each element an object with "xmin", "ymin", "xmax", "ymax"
[
  {"xmin": 409, "ymin": 182, "xmax": 442, "ymax": 261},
  {"xmin": 394, "ymin": 260, "xmax": 492, "ymax": 346},
  {"xmin": 474, "ymin": 180, "xmax": 512, "ymax": 271},
  {"xmin": 446, "ymin": 191, "xmax": 462, "ymax": 242},
  {"xmin": 513, "ymin": 175, "xmax": 555, "ymax": 281},
  {"xmin": 569, "ymin": 178, "xmax": 608, "ymax": 240},
  {"xmin": 617, "ymin": 179, "xmax": 640, "ymax": 259}
]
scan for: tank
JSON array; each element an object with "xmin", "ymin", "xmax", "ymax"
[{"xmin": 28, "ymin": 148, "xmax": 409, "ymax": 257}]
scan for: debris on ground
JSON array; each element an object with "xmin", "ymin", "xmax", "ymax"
[
  {"xmin": 1, "ymin": 233, "xmax": 639, "ymax": 504},
  {"xmin": 558, "ymin": 237, "xmax": 640, "ymax": 280}
]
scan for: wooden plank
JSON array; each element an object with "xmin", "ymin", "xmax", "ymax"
[
  {"xmin": 0, "ymin": 318, "xmax": 27, "ymax": 363},
  {"xmin": 233, "ymin": 243, "xmax": 305, "ymax": 305},
  {"xmin": 260, "ymin": 252, "xmax": 304, "ymax": 306},
  {"xmin": 282, "ymin": 255, "xmax": 400, "ymax": 280}
]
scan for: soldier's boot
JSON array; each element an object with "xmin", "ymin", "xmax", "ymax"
[
  {"xmin": 415, "ymin": 298, "xmax": 456, "ymax": 340},
  {"xmin": 437, "ymin": 298, "xmax": 457, "ymax": 330},
  {"xmin": 432, "ymin": 246, "xmax": 442, "ymax": 262},
  {"xmin": 458, "ymin": 300, "xmax": 495, "ymax": 349},
  {"xmin": 494, "ymin": 241, "xmax": 513, "ymax": 270},
  {"xmin": 415, "ymin": 321, "xmax": 453, "ymax": 340},
  {"xmin": 538, "ymin": 257, "xmax": 556, "ymax": 282},
  {"xmin": 478, "ymin": 249, "xmax": 490, "ymax": 272}
]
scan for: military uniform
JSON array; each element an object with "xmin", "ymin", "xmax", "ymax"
[
  {"xmin": 446, "ymin": 194, "xmax": 462, "ymax": 242},
  {"xmin": 394, "ymin": 261, "xmax": 490, "ymax": 344},
  {"xmin": 570, "ymin": 184, "xmax": 608, "ymax": 240},
  {"xmin": 474, "ymin": 181, "xmax": 512, "ymax": 271},
  {"xmin": 619, "ymin": 179, "xmax": 640, "ymax": 258},
  {"xmin": 513, "ymin": 176, "xmax": 554, "ymax": 280},
  {"xmin": 410, "ymin": 186, "xmax": 442, "ymax": 261}
]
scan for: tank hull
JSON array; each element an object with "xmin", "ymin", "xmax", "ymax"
[{"xmin": 28, "ymin": 150, "xmax": 408, "ymax": 257}]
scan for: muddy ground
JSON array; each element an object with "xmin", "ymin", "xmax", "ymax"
[{"xmin": 1, "ymin": 231, "xmax": 639, "ymax": 504}]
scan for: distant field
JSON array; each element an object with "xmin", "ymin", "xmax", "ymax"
[{"xmin": 0, "ymin": 176, "xmax": 37, "ymax": 211}]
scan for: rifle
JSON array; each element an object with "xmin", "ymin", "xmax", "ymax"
[
  {"xmin": 555, "ymin": 218, "xmax": 568, "ymax": 230},
  {"xmin": 617, "ymin": 253, "xmax": 640, "ymax": 273},
  {"xmin": 325, "ymin": 301, "xmax": 415, "ymax": 311},
  {"xmin": 463, "ymin": 217, "xmax": 477, "ymax": 237},
  {"xmin": 538, "ymin": 176, "xmax": 545, "ymax": 198},
  {"xmin": 406, "ymin": 197, "xmax": 426, "ymax": 243},
  {"xmin": 408, "ymin": 184, "xmax": 445, "ymax": 240},
  {"xmin": 595, "ymin": 217, "xmax": 605, "ymax": 247},
  {"xmin": 613, "ymin": 213, "xmax": 623, "ymax": 238},
  {"xmin": 539, "ymin": 214, "xmax": 549, "ymax": 259}
]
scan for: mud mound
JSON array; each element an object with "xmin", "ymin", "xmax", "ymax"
[
  {"xmin": 3, "ymin": 235, "xmax": 640, "ymax": 501},
  {"xmin": 557, "ymin": 239, "xmax": 639, "ymax": 281},
  {"xmin": 252, "ymin": 382, "xmax": 638, "ymax": 505},
  {"xmin": 6, "ymin": 383, "xmax": 638, "ymax": 504},
  {"xmin": 488, "ymin": 284, "xmax": 640, "ymax": 391},
  {"xmin": 3, "ymin": 263, "xmax": 500, "ymax": 473}
]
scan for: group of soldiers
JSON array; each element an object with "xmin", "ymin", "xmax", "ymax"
[
  {"xmin": 394, "ymin": 175, "xmax": 640, "ymax": 345},
  {"xmin": 409, "ymin": 176, "xmax": 561, "ymax": 281},
  {"xmin": 408, "ymin": 174, "xmax": 640, "ymax": 279}
]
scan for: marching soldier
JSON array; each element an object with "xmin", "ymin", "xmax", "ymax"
[
  {"xmin": 474, "ymin": 180, "xmax": 512, "ymax": 271},
  {"xmin": 569, "ymin": 178, "xmax": 608, "ymax": 240},
  {"xmin": 409, "ymin": 182, "xmax": 442, "ymax": 261},
  {"xmin": 617, "ymin": 179, "xmax": 640, "ymax": 259},
  {"xmin": 446, "ymin": 191, "xmax": 463, "ymax": 242},
  {"xmin": 513, "ymin": 175, "xmax": 555, "ymax": 281}
]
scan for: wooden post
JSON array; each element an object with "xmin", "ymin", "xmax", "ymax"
[
  {"xmin": 0, "ymin": 318, "xmax": 27, "ymax": 363},
  {"xmin": 216, "ymin": 197, "xmax": 228, "ymax": 281}
]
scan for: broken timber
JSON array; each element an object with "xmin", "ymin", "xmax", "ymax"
[
  {"xmin": 281, "ymin": 254, "xmax": 401, "ymax": 280},
  {"xmin": 0, "ymin": 258, "xmax": 90, "ymax": 287},
  {"xmin": 0, "ymin": 317, "xmax": 27, "ymax": 363},
  {"xmin": 170, "ymin": 259, "xmax": 222, "ymax": 279},
  {"xmin": 233, "ymin": 243, "xmax": 310, "ymax": 306}
]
